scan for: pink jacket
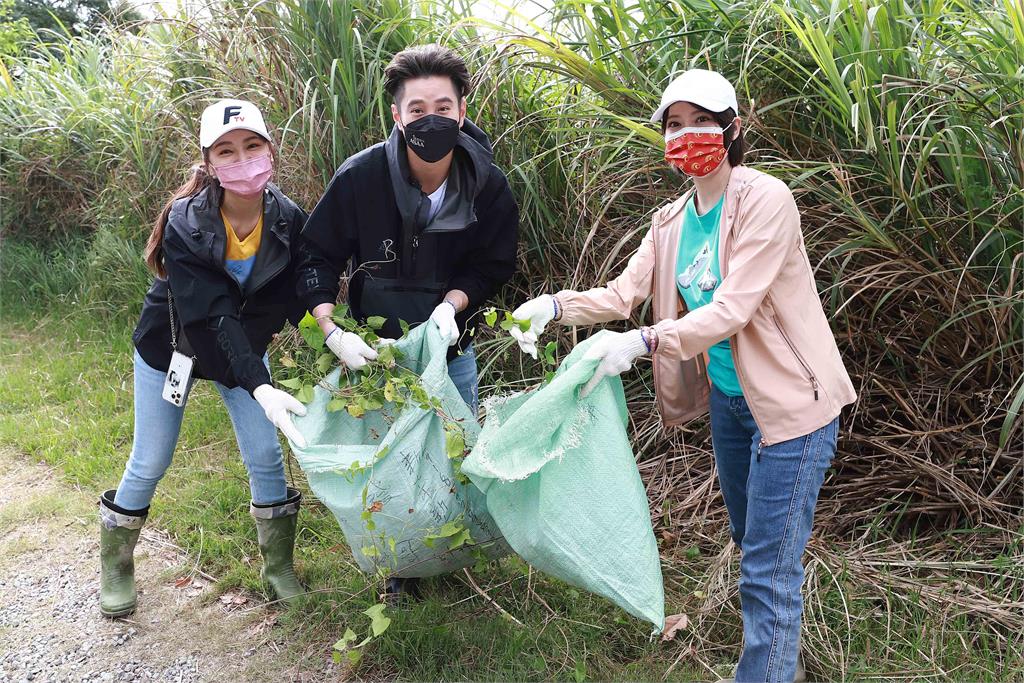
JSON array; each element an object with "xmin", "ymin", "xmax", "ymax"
[{"xmin": 556, "ymin": 166, "xmax": 856, "ymax": 445}]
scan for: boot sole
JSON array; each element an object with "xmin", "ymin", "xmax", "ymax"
[{"xmin": 100, "ymin": 603, "xmax": 136, "ymax": 618}]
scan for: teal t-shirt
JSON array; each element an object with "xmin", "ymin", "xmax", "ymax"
[{"xmin": 675, "ymin": 193, "xmax": 744, "ymax": 397}]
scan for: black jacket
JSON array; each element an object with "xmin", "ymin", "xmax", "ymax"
[
  {"xmin": 296, "ymin": 120, "xmax": 519, "ymax": 356},
  {"xmin": 132, "ymin": 183, "xmax": 308, "ymax": 394}
]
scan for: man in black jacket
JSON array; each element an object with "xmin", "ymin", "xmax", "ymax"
[{"xmin": 296, "ymin": 44, "xmax": 519, "ymax": 420}]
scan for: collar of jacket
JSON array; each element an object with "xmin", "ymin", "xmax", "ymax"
[
  {"xmin": 170, "ymin": 183, "xmax": 293, "ymax": 292},
  {"xmin": 384, "ymin": 118, "xmax": 494, "ymax": 228},
  {"xmin": 655, "ymin": 165, "xmax": 761, "ymax": 241}
]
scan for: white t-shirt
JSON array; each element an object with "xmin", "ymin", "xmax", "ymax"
[{"xmin": 426, "ymin": 179, "xmax": 448, "ymax": 223}]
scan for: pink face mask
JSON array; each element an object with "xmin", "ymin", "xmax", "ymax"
[{"xmin": 214, "ymin": 154, "xmax": 272, "ymax": 197}]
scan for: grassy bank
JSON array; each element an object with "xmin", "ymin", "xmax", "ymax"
[{"xmin": 1, "ymin": 271, "xmax": 1020, "ymax": 679}]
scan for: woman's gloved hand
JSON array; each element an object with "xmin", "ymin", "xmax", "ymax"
[
  {"xmin": 253, "ymin": 384, "xmax": 308, "ymax": 448},
  {"xmin": 509, "ymin": 294, "xmax": 557, "ymax": 359},
  {"xmin": 579, "ymin": 330, "xmax": 649, "ymax": 399}
]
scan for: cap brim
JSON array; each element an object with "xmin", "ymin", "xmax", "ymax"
[
  {"xmin": 649, "ymin": 96, "xmax": 737, "ymax": 124},
  {"xmin": 201, "ymin": 125, "xmax": 271, "ymax": 150}
]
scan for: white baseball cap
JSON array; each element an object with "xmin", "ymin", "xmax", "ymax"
[
  {"xmin": 649, "ymin": 69, "xmax": 739, "ymax": 124},
  {"xmin": 199, "ymin": 99, "xmax": 271, "ymax": 149}
]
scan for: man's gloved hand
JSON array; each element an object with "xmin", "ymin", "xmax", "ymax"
[
  {"xmin": 579, "ymin": 330, "xmax": 649, "ymax": 399},
  {"xmin": 430, "ymin": 301, "xmax": 459, "ymax": 346},
  {"xmin": 325, "ymin": 328, "xmax": 378, "ymax": 370},
  {"xmin": 253, "ymin": 384, "xmax": 308, "ymax": 448},
  {"xmin": 509, "ymin": 294, "xmax": 556, "ymax": 359}
]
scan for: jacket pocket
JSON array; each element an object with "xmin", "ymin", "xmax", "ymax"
[
  {"xmin": 357, "ymin": 276, "xmax": 446, "ymax": 340},
  {"xmin": 771, "ymin": 314, "xmax": 820, "ymax": 401}
]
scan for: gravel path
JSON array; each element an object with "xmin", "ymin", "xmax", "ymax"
[{"xmin": 0, "ymin": 450, "xmax": 339, "ymax": 682}]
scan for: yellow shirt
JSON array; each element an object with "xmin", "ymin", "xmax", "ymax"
[{"xmin": 221, "ymin": 209, "xmax": 263, "ymax": 287}]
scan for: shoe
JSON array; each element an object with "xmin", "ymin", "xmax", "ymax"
[{"xmin": 383, "ymin": 576, "xmax": 422, "ymax": 605}]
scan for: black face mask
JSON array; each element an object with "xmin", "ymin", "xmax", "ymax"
[{"xmin": 402, "ymin": 114, "xmax": 460, "ymax": 163}]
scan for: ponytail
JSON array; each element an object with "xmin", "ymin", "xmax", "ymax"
[{"xmin": 144, "ymin": 161, "xmax": 216, "ymax": 279}]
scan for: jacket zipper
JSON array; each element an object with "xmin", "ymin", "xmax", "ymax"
[
  {"xmin": 772, "ymin": 314, "xmax": 819, "ymax": 401},
  {"xmin": 720, "ymin": 189, "xmax": 771, "ymax": 450}
]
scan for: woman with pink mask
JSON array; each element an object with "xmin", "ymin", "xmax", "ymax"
[
  {"xmin": 510, "ymin": 70, "xmax": 856, "ymax": 682},
  {"xmin": 98, "ymin": 100, "xmax": 309, "ymax": 618}
]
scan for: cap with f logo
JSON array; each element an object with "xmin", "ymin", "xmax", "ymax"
[{"xmin": 199, "ymin": 99, "xmax": 271, "ymax": 149}]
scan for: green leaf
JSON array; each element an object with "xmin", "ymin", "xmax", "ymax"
[
  {"xmin": 316, "ymin": 352, "xmax": 335, "ymax": 373},
  {"xmin": 483, "ymin": 308, "xmax": 498, "ymax": 327},
  {"xmin": 378, "ymin": 345, "xmax": 396, "ymax": 368},
  {"xmin": 347, "ymin": 403, "xmax": 366, "ymax": 418},
  {"xmin": 574, "ymin": 660, "xmax": 586, "ymax": 683},
  {"xmin": 364, "ymin": 603, "xmax": 391, "ymax": 637},
  {"xmin": 448, "ymin": 527, "xmax": 472, "ymax": 550},
  {"xmin": 296, "ymin": 384, "xmax": 315, "ymax": 404},
  {"xmin": 361, "ymin": 545, "xmax": 379, "ymax": 557},
  {"xmin": 366, "ymin": 316, "xmax": 387, "ymax": 330},
  {"xmin": 347, "ymin": 649, "xmax": 363, "ymax": 666},
  {"xmin": 277, "ymin": 377, "xmax": 302, "ymax": 390},
  {"xmin": 445, "ymin": 427, "xmax": 465, "ymax": 460},
  {"xmin": 327, "ymin": 398, "xmax": 346, "ymax": 412},
  {"xmin": 543, "ymin": 341, "xmax": 557, "ymax": 365},
  {"xmin": 515, "ymin": 317, "xmax": 532, "ymax": 333},
  {"xmin": 333, "ymin": 628, "xmax": 358, "ymax": 652},
  {"xmin": 399, "ymin": 319, "xmax": 411, "ymax": 336},
  {"xmin": 298, "ymin": 312, "xmax": 326, "ymax": 351},
  {"xmin": 499, "ymin": 319, "xmax": 516, "ymax": 331}
]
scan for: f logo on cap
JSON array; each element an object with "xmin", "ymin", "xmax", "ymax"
[{"xmin": 223, "ymin": 105, "xmax": 242, "ymax": 125}]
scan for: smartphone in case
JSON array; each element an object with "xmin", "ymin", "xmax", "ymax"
[{"xmin": 161, "ymin": 351, "xmax": 194, "ymax": 407}]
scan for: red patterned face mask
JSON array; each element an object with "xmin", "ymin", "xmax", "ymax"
[{"xmin": 664, "ymin": 125, "xmax": 732, "ymax": 177}]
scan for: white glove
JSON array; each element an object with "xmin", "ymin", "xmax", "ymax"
[
  {"xmin": 509, "ymin": 294, "xmax": 556, "ymax": 359},
  {"xmin": 325, "ymin": 328, "xmax": 378, "ymax": 370},
  {"xmin": 253, "ymin": 384, "xmax": 308, "ymax": 448},
  {"xmin": 430, "ymin": 301, "xmax": 459, "ymax": 346},
  {"xmin": 579, "ymin": 330, "xmax": 649, "ymax": 399}
]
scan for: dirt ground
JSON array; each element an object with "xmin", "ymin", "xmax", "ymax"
[{"xmin": 0, "ymin": 448, "xmax": 342, "ymax": 682}]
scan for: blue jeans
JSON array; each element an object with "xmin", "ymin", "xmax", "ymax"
[
  {"xmin": 114, "ymin": 350, "xmax": 288, "ymax": 510},
  {"xmin": 709, "ymin": 384, "xmax": 838, "ymax": 683},
  {"xmin": 447, "ymin": 344, "xmax": 479, "ymax": 415}
]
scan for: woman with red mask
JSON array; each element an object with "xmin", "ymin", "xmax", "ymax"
[
  {"xmin": 509, "ymin": 70, "xmax": 856, "ymax": 682},
  {"xmin": 98, "ymin": 99, "xmax": 310, "ymax": 618}
]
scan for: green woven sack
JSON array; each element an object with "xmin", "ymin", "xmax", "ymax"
[
  {"xmin": 463, "ymin": 331, "xmax": 665, "ymax": 631},
  {"xmin": 288, "ymin": 323, "xmax": 509, "ymax": 577}
]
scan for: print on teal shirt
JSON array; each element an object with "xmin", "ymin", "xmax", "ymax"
[{"xmin": 675, "ymin": 193, "xmax": 744, "ymax": 397}]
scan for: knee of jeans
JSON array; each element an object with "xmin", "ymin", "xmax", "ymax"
[{"xmin": 123, "ymin": 457, "xmax": 170, "ymax": 484}]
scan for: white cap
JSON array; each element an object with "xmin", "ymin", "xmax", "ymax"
[
  {"xmin": 649, "ymin": 69, "xmax": 739, "ymax": 124},
  {"xmin": 199, "ymin": 99, "xmax": 271, "ymax": 149}
]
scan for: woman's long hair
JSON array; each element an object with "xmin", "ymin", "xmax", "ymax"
[{"xmin": 144, "ymin": 154, "xmax": 215, "ymax": 279}]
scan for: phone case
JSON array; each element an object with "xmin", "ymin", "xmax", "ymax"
[{"xmin": 161, "ymin": 351, "xmax": 194, "ymax": 407}]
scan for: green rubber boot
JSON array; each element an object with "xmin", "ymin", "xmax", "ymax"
[
  {"xmin": 251, "ymin": 487, "xmax": 304, "ymax": 602},
  {"xmin": 98, "ymin": 490, "xmax": 147, "ymax": 618}
]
